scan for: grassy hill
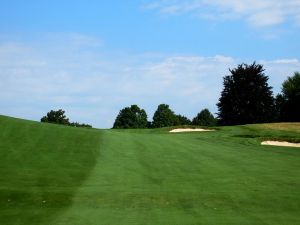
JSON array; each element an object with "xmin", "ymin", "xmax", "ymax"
[
  {"xmin": 0, "ymin": 115, "xmax": 299, "ymax": 225},
  {"xmin": 0, "ymin": 115, "xmax": 101, "ymax": 225}
]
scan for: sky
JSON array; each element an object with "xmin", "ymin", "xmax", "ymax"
[{"xmin": 0, "ymin": 0, "xmax": 300, "ymax": 128}]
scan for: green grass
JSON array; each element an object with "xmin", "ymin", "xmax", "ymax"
[
  {"xmin": 0, "ymin": 115, "xmax": 101, "ymax": 225},
  {"xmin": 0, "ymin": 115, "xmax": 300, "ymax": 225}
]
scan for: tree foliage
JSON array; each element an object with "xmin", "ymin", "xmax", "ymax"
[
  {"xmin": 192, "ymin": 108, "xmax": 216, "ymax": 126},
  {"xmin": 217, "ymin": 62, "xmax": 275, "ymax": 125},
  {"xmin": 152, "ymin": 104, "xmax": 178, "ymax": 128},
  {"xmin": 113, "ymin": 105, "xmax": 148, "ymax": 129},
  {"xmin": 41, "ymin": 109, "xmax": 92, "ymax": 128},
  {"xmin": 69, "ymin": 122, "xmax": 92, "ymax": 128},
  {"xmin": 176, "ymin": 114, "xmax": 191, "ymax": 126},
  {"xmin": 41, "ymin": 109, "xmax": 70, "ymax": 125},
  {"xmin": 277, "ymin": 72, "xmax": 300, "ymax": 121}
]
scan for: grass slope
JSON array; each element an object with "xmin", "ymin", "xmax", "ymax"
[
  {"xmin": 0, "ymin": 116, "xmax": 300, "ymax": 225},
  {"xmin": 0, "ymin": 115, "xmax": 101, "ymax": 225}
]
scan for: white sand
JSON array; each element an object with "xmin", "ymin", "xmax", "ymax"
[
  {"xmin": 261, "ymin": 141, "xmax": 300, "ymax": 148},
  {"xmin": 169, "ymin": 128, "xmax": 215, "ymax": 133}
]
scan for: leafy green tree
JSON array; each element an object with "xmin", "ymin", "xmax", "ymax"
[
  {"xmin": 113, "ymin": 105, "xmax": 148, "ymax": 128},
  {"xmin": 192, "ymin": 108, "xmax": 216, "ymax": 126},
  {"xmin": 41, "ymin": 109, "xmax": 70, "ymax": 125},
  {"xmin": 277, "ymin": 72, "xmax": 300, "ymax": 121},
  {"xmin": 217, "ymin": 62, "xmax": 275, "ymax": 125},
  {"xmin": 152, "ymin": 104, "xmax": 178, "ymax": 128}
]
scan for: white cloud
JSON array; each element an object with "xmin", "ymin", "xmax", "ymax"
[
  {"xmin": 0, "ymin": 33, "xmax": 299, "ymax": 127},
  {"xmin": 261, "ymin": 58, "xmax": 300, "ymax": 93},
  {"xmin": 144, "ymin": 0, "xmax": 300, "ymax": 27},
  {"xmin": 271, "ymin": 58, "xmax": 300, "ymax": 64}
]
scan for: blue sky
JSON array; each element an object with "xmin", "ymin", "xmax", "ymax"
[{"xmin": 1, "ymin": 0, "xmax": 300, "ymax": 128}]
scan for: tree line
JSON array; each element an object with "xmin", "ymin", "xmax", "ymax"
[
  {"xmin": 217, "ymin": 63, "xmax": 299, "ymax": 125},
  {"xmin": 112, "ymin": 62, "xmax": 300, "ymax": 128},
  {"xmin": 40, "ymin": 62, "xmax": 299, "ymax": 128},
  {"xmin": 113, "ymin": 104, "xmax": 216, "ymax": 129}
]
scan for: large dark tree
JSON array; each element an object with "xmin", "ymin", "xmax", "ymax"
[
  {"xmin": 192, "ymin": 108, "xmax": 216, "ymax": 126},
  {"xmin": 113, "ymin": 105, "xmax": 148, "ymax": 129},
  {"xmin": 41, "ymin": 109, "xmax": 70, "ymax": 125},
  {"xmin": 152, "ymin": 104, "xmax": 178, "ymax": 128},
  {"xmin": 217, "ymin": 62, "xmax": 275, "ymax": 125},
  {"xmin": 277, "ymin": 72, "xmax": 300, "ymax": 121}
]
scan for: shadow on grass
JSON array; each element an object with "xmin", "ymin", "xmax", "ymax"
[{"xmin": 0, "ymin": 117, "xmax": 100, "ymax": 225}]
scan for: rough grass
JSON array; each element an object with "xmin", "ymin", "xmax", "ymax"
[
  {"xmin": 251, "ymin": 122, "xmax": 300, "ymax": 133},
  {"xmin": 0, "ymin": 116, "xmax": 300, "ymax": 225},
  {"xmin": 239, "ymin": 123, "xmax": 300, "ymax": 143}
]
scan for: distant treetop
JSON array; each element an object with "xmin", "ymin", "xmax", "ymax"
[
  {"xmin": 276, "ymin": 72, "xmax": 300, "ymax": 122},
  {"xmin": 113, "ymin": 105, "xmax": 148, "ymax": 129},
  {"xmin": 192, "ymin": 109, "xmax": 216, "ymax": 126},
  {"xmin": 41, "ymin": 109, "xmax": 92, "ymax": 128}
]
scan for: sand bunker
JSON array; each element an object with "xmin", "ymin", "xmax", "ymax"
[
  {"xmin": 261, "ymin": 141, "xmax": 300, "ymax": 148},
  {"xmin": 170, "ymin": 128, "xmax": 215, "ymax": 133}
]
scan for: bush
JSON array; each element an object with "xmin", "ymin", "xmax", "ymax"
[{"xmin": 69, "ymin": 122, "xmax": 92, "ymax": 128}]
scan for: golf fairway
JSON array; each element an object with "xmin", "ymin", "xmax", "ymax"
[{"xmin": 1, "ymin": 115, "xmax": 300, "ymax": 225}]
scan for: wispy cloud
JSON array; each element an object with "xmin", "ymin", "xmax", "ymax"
[
  {"xmin": 0, "ymin": 33, "xmax": 299, "ymax": 127},
  {"xmin": 144, "ymin": 0, "xmax": 300, "ymax": 27}
]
